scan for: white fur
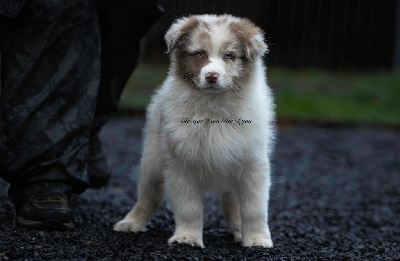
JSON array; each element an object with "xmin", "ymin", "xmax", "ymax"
[{"xmin": 114, "ymin": 14, "xmax": 275, "ymax": 248}]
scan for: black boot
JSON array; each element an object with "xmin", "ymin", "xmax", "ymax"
[{"xmin": 11, "ymin": 181, "xmax": 74, "ymax": 230}]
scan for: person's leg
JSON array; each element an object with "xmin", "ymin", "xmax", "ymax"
[
  {"xmin": 0, "ymin": 0, "xmax": 100, "ymax": 229},
  {"xmin": 93, "ymin": 0, "xmax": 162, "ymax": 124},
  {"xmin": 87, "ymin": 0, "xmax": 163, "ymax": 188}
]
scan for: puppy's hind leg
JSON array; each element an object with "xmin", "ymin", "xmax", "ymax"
[
  {"xmin": 221, "ymin": 192, "xmax": 242, "ymax": 243},
  {"xmin": 114, "ymin": 144, "xmax": 164, "ymax": 232}
]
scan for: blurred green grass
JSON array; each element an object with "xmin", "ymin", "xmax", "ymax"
[{"xmin": 120, "ymin": 62, "xmax": 400, "ymax": 125}]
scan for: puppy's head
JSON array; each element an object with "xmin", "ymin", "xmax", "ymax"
[{"xmin": 165, "ymin": 14, "xmax": 268, "ymax": 94}]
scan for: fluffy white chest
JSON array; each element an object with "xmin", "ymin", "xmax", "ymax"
[
  {"xmin": 162, "ymin": 109, "xmax": 260, "ymax": 174},
  {"xmin": 153, "ymin": 73, "xmax": 273, "ymax": 177}
]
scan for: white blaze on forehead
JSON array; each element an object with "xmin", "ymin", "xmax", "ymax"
[
  {"xmin": 208, "ymin": 24, "xmax": 232, "ymax": 57},
  {"xmin": 194, "ymin": 15, "xmax": 236, "ymax": 57},
  {"xmin": 185, "ymin": 15, "xmax": 246, "ymax": 58},
  {"xmin": 187, "ymin": 22, "xmax": 231, "ymax": 56}
]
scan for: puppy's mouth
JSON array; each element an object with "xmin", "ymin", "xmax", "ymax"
[
  {"xmin": 200, "ymin": 86, "xmax": 225, "ymax": 94},
  {"xmin": 198, "ymin": 83, "xmax": 227, "ymax": 93}
]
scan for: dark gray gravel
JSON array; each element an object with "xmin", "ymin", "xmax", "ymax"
[{"xmin": 1, "ymin": 114, "xmax": 399, "ymax": 260}]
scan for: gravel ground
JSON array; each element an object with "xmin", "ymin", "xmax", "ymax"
[{"xmin": 1, "ymin": 114, "xmax": 399, "ymax": 260}]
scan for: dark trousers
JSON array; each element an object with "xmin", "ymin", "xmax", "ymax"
[
  {"xmin": 92, "ymin": 0, "xmax": 162, "ymax": 133},
  {"xmin": 0, "ymin": 0, "xmax": 161, "ymax": 196}
]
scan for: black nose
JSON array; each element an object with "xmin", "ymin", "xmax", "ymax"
[{"xmin": 205, "ymin": 72, "xmax": 219, "ymax": 83}]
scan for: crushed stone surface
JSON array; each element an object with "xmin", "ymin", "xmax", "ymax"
[{"xmin": 1, "ymin": 115, "xmax": 399, "ymax": 260}]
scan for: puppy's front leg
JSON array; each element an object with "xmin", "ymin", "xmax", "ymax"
[
  {"xmin": 166, "ymin": 171, "xmax": 204, "ymax": 248},
  {"xmin": 114, "ymin": 140, "xmax": 164, "ymax": 233},
  {"xmin": 239, "ymin": 162, "xmax": 273, "ymax": 248}
]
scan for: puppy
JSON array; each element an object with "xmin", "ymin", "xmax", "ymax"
[{"xmin": 114, "ymin": 14, "xmax": 275, "ymax": 248}]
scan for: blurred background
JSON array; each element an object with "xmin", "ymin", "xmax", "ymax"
[{"xmin": 119, "ymin": 0, "xmax": 400, "ymax": 125}]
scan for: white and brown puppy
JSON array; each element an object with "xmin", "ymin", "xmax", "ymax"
[{"xmin": 114, "ymin": 14, "xmax": 275, "ymax": 248}]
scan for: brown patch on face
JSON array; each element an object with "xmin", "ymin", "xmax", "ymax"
[
  {"xmin": 175, "ymin": 46, "xmax": 211, "ymax": 86},
  {"xmin": 184, "ymin": 53, "xmax": 210, "ymax": 75},
  {"xmin": 220, "ymin": 38, "xmax": 241, "ymax": 63},
  {"xmin": 229, "ymin": 18, "xmax": 268, "ymax": 61},
  {"xmin": 172, "ymin": 25, "xmax": 213, "ymax": 86},
  {"xmin": 221, "ymin": 39, "xmax": 235, "ymax": 52}
]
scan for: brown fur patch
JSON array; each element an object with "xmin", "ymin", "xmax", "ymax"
[
  {"xmin": 220, "ymin": 40, "xmax": 235, "ymax": 52},
  {"xmin": 180, "ymin": 16, "xmax": 200, "ymax": 35},
  {"xmin": 173, "ymin": 24, "xmax": 213, "ymax": 85},
  {"xmin": 220, "ymin": 38, "xmax": 241, "ymax": 61},
  {"xmin": 230, "ymin": 18, "xmax": 260, "ymax": 38},
  {"xmin": 229, "ymin": 18, "xmax": 267, "ymax": 61},
  {"xmin": 184, "ymin": 54, "xmax": 211, "ymax": 76},
  {"xmin": 175, "ymin": 47, "xmax": 211, "ymax": 86},
  {"xmin": 167, "ymin": 16, "xmax": 200, "ymax": 53}
]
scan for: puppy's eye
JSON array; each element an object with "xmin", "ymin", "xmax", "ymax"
[
  {"xmin": 195, "ymin": 51, "xmax": 206, "ymax": 58},
  {"xmin": 224, "ymin": 53, "xmax": 234, "ymax": 60}
]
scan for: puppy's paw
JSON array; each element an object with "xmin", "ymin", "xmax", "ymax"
[
  {"xmin": 168, "ymin": 233, "xmax": 204, "ymax": 248},
  {"xmin": 113, "ymin": 219, "xmax": 147, "ymax": 233},
  {"xmin": 243, "ymin": 236, "xmax": 273, "ymax": 248}
]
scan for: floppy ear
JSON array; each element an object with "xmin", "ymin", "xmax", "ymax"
[
  {"xmin": 165, "ymin": 16, "xmax": 200, "ymax": 53},
  {"xmin": 229, "ymin": 18, "xmax": 268, "ymax": 61}
]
